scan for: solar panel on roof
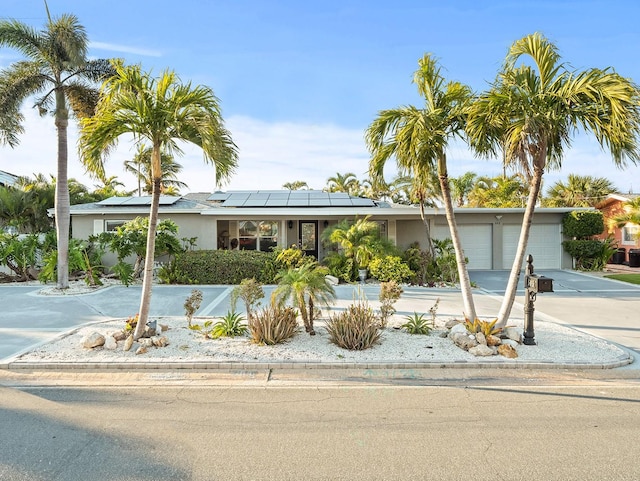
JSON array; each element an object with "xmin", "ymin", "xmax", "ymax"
[
  {"xmin": 208, "ymin": 192, "xmax": 230, "ymax": 201},
  {"xmin": 267, "ymin": 193, "xmax": 290, "ymax": 200},
  {"xmin": 244, "ymin": 198, "xmax": 268, "ymax": 207},
  {"xmin": 351, "ymin": 198, "xmax": 376, "ymax": 206},
  {"xmin": 97, "ymin": 197, "xmax": 127, "ymax": 205},
  {"xmin": 330, "ymin": 198, "xmax": 354, "ymax": 206}
]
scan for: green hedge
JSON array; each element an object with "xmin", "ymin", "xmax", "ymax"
[
  {"xmin": 173, "ymin": 250, "xmax": 278, "ymax": 284},
  {"xmin": 562, "ymin": 211, "xmax": 604, "ymax": 238}
]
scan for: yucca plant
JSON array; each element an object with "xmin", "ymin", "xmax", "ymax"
[
  {"xmin": 249, "ymin": 304, "xmax": 299, "ymax": 345},
  {"xmin": 401, "ymin": 312, "xmax": 433, "ymax": 335},
  {"xmin": 208, "ymin": 311, "xmax": 248, "ymax": 339},
  {"xmin": 326, "ymin": 300, "xmax": 381, "ymax": 350}
]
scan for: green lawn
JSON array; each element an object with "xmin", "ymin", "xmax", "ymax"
[{"xmin": 604, "ymin": 273, "xmax": 640, "ymax": 285}]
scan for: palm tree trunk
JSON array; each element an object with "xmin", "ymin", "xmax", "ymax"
[
  {"xmin": 438, "ymin": 155, "xmax": 477, "ymax": 321},
  {"xmin": 418, "ymin": 200, "xmax": 436, "ymax": 258},
  {"xmin": 133, "ymin": 148, "xmax": 162, "ymax": 340},
  {"xmin": 496, "ymin": 163, "xmax": 545, "ymax": 328},
  {"xmin": 54, "ymin": 89, "xmax": 70, "ymax": 289}
]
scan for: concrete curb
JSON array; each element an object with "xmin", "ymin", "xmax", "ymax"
[{"xmin": 2, "ymin": 351, "xmax": 633, "ymax": 371}]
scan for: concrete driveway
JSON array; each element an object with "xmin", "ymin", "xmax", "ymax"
[{"xmin": 469, "ymin": 269, "xmax": 640, "ymax": 355}]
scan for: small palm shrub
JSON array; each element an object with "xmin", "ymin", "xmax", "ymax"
[
  {"xmin": 208, "ymin": 311, "xmax": 248, "ymax": 339},
  {"xmin": 249, "ymin": 304, "xmax": 299, "ymax": 345},
  {"xmin": 326, "ymin": 300, "xmax": 381, "ymax": 350},
  {"xmin": 378, "ymin": 281, "xmax": 403, "ymax": 328},
  {"xmin": 401, "ymin": 312, "xmax": 434, "ymax": 335}
]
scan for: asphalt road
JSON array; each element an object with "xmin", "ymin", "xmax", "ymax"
[{"xmin": 2, "ymin": 383, "xmax": 640, "ymax": 481}]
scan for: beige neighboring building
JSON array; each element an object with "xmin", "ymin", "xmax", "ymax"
[{"xmin": 69, "ymin": 190, "xmax": 577, "ymax": 270}]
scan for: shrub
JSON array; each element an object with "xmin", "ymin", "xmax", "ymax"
[
  {"xmin": 464, "ymin": 318, "xmax": 501, "ymax": 336},
  {"xmin": 369, "ymin": 255, "xmax": 413, "ymax": 283},
  {"xmin": 401, "ymin": 312, "xmax": 434, "ymax": 335},
  {"xmin": 563, "ymin": 239, "xmax": 610, "ymax": 270},
  {"xmin": 322, "ymin": 251, "xmax": 354, "ymax": 283},
  {"xmin": 274, "ymin": 245, "xmax": 312, "ymax": 270},
  {"xmin": 208, "ymin": 311, "xmax": 248, "ymax": 339},
  {"xmin": 403, "ymin": 242, "xmax": 433, "ymax": 286},
  {"xmin": 562, "ymin": 211, "xmax": 605, "ymax": 238},
  {"xmin": 172, "ymin": 250, "xmax": 278, "ymax": 284},
  {"xmin": 326, "ymin": 299, "xmax": 381, "ymax": 350},
  {"xmin": 249, "ymin": 304, "xmax": 299, "ymax": 345},
  {"xmin": 378, "ymin": 281, "xmax": 403, "ymax": 327},
  {"xmin": 184, "ymin": 289, "xmax": 203, "ymax": 327},
  {"xmin": 230, "ymin": 278, "xmax": 265, "ymax": 319}
]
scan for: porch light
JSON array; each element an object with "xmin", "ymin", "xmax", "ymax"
[{"xmin": 288, "ymin": 220, "xmax": 293, "ymax": 229}]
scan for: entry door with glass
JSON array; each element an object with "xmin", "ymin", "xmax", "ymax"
[{"xmin": 299, "ymin": 221, "xmax": 318, "ymax": 258}]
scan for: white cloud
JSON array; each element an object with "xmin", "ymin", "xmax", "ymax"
[
  {"xmin": 2, "ymin": 108, "xmax": 640, "ymax": 196},
  {"xmin": 90, "ymin": 41, "xmax": 162, "ymax": 58}
]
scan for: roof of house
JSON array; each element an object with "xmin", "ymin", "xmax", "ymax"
[
  {"xmin": 595, "ymin": 193, "xmax": 640, "ymax": 209},
  {"xmin": 0, "ymin": 170, "xmax": 19, "ymax": 187},
  {"xmin": 67, "ymin": 190, "xmax": 588, "ymax": 217}
]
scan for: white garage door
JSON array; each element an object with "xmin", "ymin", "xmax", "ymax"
[
  {"xmin": 502, "ymin": 224, "xmax": 561, "ymax": 269},
  {"xmin": 432, "ymin": 224, "xmax": 492, "ymax": 270}
]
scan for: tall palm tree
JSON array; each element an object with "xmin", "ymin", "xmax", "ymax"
[
  {"xmin": 543, "ymin": 174, "xmax": 617, "ymax": 207},
  {"xmin": 79, "ymin": 62, "xmax": 238, "ymax": 339},
  {"xmin": 466, "ymin": 32, "xmax": 640, "ymax": 328},
  {"xmin": 124, "ymin": 145, "xmax": 188, "ymax": 195},
  {"xmin": 0, "ymin": 9, "xmax": 114, "ymax": 288},
  {"xmin": 613, "ymin": 197, "xmax": 640, "ymax": 238},
  {"xmin": 272, "ymin": 262, "xmax": 336, "ymax": 335},
  {"xmin": 366, "ymin": 54, "xmax": 477, "ymax": 322}
]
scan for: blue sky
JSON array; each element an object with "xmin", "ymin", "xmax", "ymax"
[{"xmin": 2, "ymin": 0, "xmax": 640, "ymax": 194}]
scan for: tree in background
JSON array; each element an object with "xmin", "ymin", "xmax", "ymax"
[
  {"xmin": 466, "ymin": 32, "xmax": 640, "ymax": 328},
  {"xmin": 449, "ymin": 171, "xmax": 477, "ymax": 207},
  {"xmin": 0, "ymin": 7, "xmax": 115, "ymax": 288},
  {"xmin": 80, "ymin": 62, "xmax": 238, "ymax": 339},
  {"xmin": 124, "ymin": 145, "xmax": 188, "ymax": 196},
  {"xmin": 282, "ymin": 180, "xmax": 309, "ymax": 190},
  {"xmin": 467, "ymin": 174, "xmax": 528, "ymax": 207},
  {"xmin": 366, "ymin": 54, "xmax": 478, "ymax": 322},
  {"xmin": 325, "ymin": 172, "xmax": 360, "ymax": 195},
  {"xmin": 543, "ymin": 174, "xmax": 617, "ymax": 207}
]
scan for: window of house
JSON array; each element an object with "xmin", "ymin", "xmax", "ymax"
[
  {"xmin": 238, "ymin": 220, "xmax": 278, "ymax": 251},
  {"xmin": 622, "ymin": 224, "xmax": 640, "ymax": 245},
  {"xmin": 105, "ymin": 220, "xmax": 127, "ymax": 232}
]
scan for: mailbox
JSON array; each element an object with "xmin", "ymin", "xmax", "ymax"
[{"xmin": 527, "ymin": 274, "xmax": 554, "ymax": 293}]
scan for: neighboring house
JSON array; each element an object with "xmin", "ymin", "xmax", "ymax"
[
  {"xmin": 595, "ymin": 193, "xmax": 640, "ymax": 256},
  {"xmin": 0, "ymin": 170, "xmax": 19, "ymax": 187},
  {"xmin": 69, "ymin": 190, "xmax": 580, "ymax": 270}
]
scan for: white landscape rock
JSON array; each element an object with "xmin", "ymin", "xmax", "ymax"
[
  {"xmin": 504, "ymin": 327, "xmax": 523, "ymax": 344},
  {"xmin": 469, "ymin": 344, "xmax": 496, "ymax": 357},
  {"xmin": 449, "ymin": 323, "xmax": 468, "ymax": 335},
  {"xmin": 103, "ymin": 335, "xmax": 117, "ymax": 350},
  {"xmin": 82, "ymin": 332, "xmax": 105, "ymax": 349}
]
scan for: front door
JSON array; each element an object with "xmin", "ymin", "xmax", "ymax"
[{"xmin": 299, "ymin": 220, "xmax": 318, "ymax": 259}]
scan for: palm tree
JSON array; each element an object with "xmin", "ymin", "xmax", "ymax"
[
  {"xmin": 79, "ymin": 62, "xmax": 238, "ymax": 339},
  {"xmin": 449, "ymin": 171, "xmax": 477, "ymax": 207},
  {"xmin": 124, "ymin": 145, "xmax": 188, "ymax": 195},
  {"xmin": 543, "ymin": 174, "xmax": 617, "ymax": 207},
  {"xmin": 466, "ymin": 32, "xmax": 640, "ymax": 328},
  {"xmin": 0, "ymin": 9, "xmax": 114, "ymax": 288},
  {"xmin": 613, "ymin": 197, "xmax": 640, "ymax": 239},
  {"xmin": 325, "ymin": 172, "xmax": 359, "ymax": 194},
  {"xmin": 282, "ymin": 180, "xmax": 309, "ymax": 190},
  {"xmin": 467, "ymin": 174, "xmax": 528, "ymax": 207},
  {"xmin": 93, "ymin": 175, "xmax": 127, "ymax": 199},
  {"xmin": 272, "ymin": 262, "xmax": 336, "ymax": 335},
  {"xmin": 366, "ymin": 54, "xmax": 477, "ymax": 322}
]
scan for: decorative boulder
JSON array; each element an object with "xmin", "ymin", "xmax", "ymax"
[
  {"xmin": 475, "ymin": 332, "xmax": 487, "ymax": 345},
  {"xmin": 503, "ymin": 327, "xmax": 522, "ymax": 344},
  {"xmin": 449, "ymin": 323, "xmax": 468, "ymax": 335},
  {"xmin": 82, "ymin": 332, "xmax": 105, "ymax": 349},
  {"xmin": 469, "ymin": 344, "xmax": 496, "ymax": 357},
  {"xmin": 103, "ymin": 335, "xmax": 117, "ymax": 350},
  {"xmin": 498, "ymin": 344, "xmax": 518, "ymax": 358},
  {"xmin": 112, "ymin": 331, "xmax": 128, "ymax": 342},
  {"xmin": 501, "ymin": 339, "xmax": 519, "ymax": 348},
  {"xmin": 123, "ymin": 334, "xmax": 134, "ymax": 351},
  {"xmin": 450, "ymin": 332, "xmax": 478, "ymax": 350},
  {"xmin": 486, "ymin": 334, "xmax": 502, "ymax": 347},
  {"xmin": 325, "ymin": 275, "xmax": 339, "ymax": 286},
  {"xmin": 135, "ymin": 345, "xmax": 148, "ymax": 355},
  {"xmin": 143, "ymin": 320, "xmax": 157, "ymax": 338},
  {"xmin": 159, "ymin": 324, "xmax": 169, "ymax": 332},
  {"xmin": 151, "ymin": 335, "xmax": 169, "ymax": 347},
  {"xmin": 445, "ymin": 319, "xmax": 461, "ymax": 330}
]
